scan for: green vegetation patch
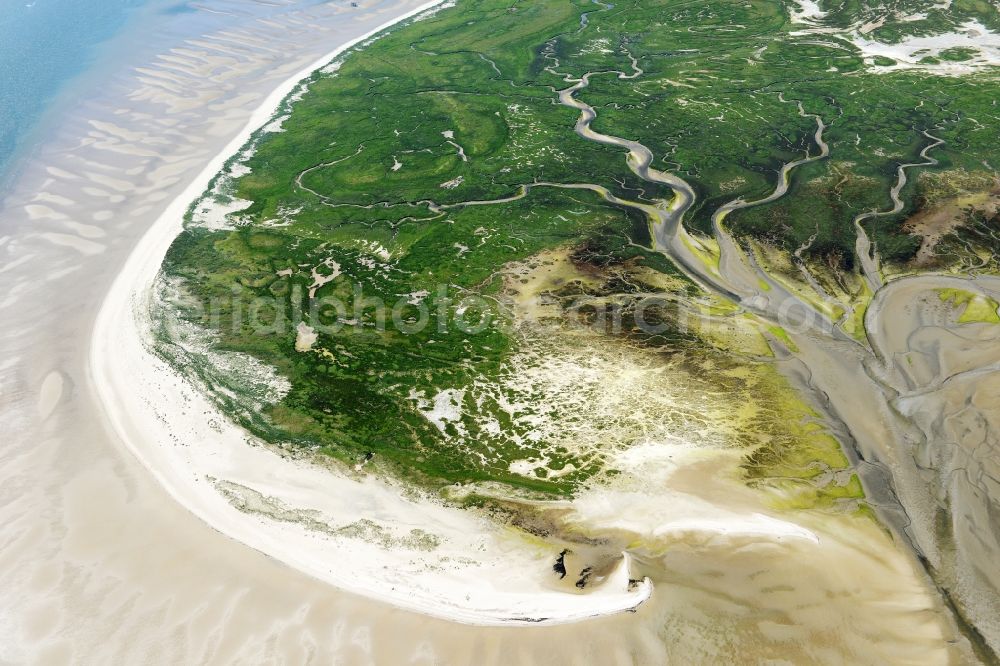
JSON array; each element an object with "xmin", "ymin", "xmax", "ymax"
[
  {"xmin": 158, "ymin": 0, "xmax": 1000, "ymax": 506},
  {"xmin": 938, "ymin": 288, "xmax": 1000, "ymax": 323}
]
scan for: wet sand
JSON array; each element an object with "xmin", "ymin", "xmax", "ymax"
[{"xmin": 0, "ymin": 0, "xmax": 981, "ymax": 662}]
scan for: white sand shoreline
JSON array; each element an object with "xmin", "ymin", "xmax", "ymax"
[
  {"xmin": 88, "ymin": 0, "xmax": 656, "ymax": 626},
  {"xmin": 85, "ymin": 0, "xmax": 846, "ymax": 627}
]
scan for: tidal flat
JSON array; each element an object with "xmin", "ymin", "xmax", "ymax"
[{"xmin": 5, "ymin": 0, "xmax": 1000, "ymax": 662}]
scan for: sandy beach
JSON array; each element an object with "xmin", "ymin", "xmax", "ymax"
[
  {"xmin": 0, "ymin": 0, "xmax": 983, "ymax": 661},
  {"xmin": 90, "ymin": 0, "xmax": 845, "ymax": 624}
]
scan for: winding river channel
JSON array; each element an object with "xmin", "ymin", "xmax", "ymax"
[{"xmin": 543, "ymin": 54, "xmax": 1000, "ymax": 660}]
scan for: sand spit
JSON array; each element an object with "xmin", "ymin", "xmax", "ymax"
[{"xmin": 89, "ymin": 0, "xmax": 659, "ymax": 626}]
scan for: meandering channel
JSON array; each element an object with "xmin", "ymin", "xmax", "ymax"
[
  {"xmin": 550, "ymin": 60, "xmax": 999, "ymax": 659},
  {"xmin": 853, "ymin": 130, "xmax": 946, "ymax": 292}
]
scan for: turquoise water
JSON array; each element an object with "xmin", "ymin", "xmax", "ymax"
[
  {"xmin": 0, "ymin": 0, "xmax": 337, "ymax": 191},
  {"xmin": 0, "ymin": 0, "xmax": 153, "ymax": 179}
]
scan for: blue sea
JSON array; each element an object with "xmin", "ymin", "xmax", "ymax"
[
  {"xmin": 0, "ymin": 0, "xmax": 339, "ymax": 194},
  {"xmin": 0, "ymin": 0, "xmax": 158, "ymax": 177}
]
